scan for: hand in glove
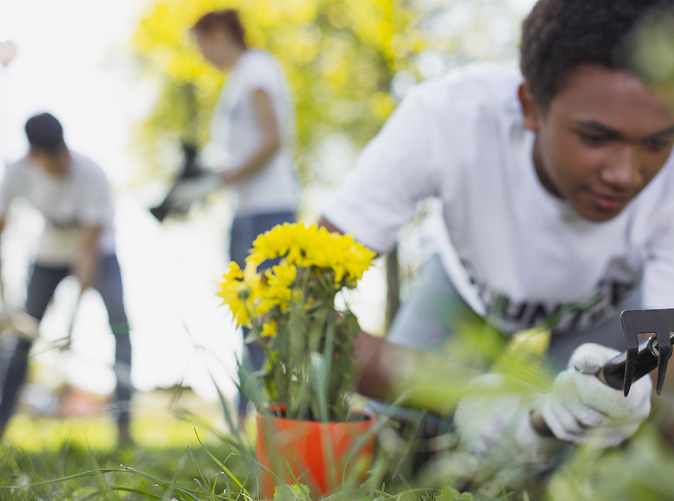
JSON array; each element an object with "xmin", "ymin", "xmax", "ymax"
[
  {"xmin": 453, "ymin": 342, "xmax": 652, "ymax": 472},
  {"xmin": 168, "ymin": 173, "xmax": 223, "ymax": 212},
  {"xmin": 453, "ymin": 373, "xmax": 564, "ymax": 472},
  {"xmin": 541, "ymin": 342, "xmax": 652, "ymax": 447}
]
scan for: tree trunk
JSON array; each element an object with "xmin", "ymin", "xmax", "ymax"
[{"xmin": 385, "ymin": 244, "xmax": 401, "ymax": 330}]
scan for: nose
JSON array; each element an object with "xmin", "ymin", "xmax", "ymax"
[{"xmin": 600, "ymin": 144, "xmax": 643, "ymax": 191}]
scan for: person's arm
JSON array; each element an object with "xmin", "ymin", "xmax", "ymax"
[
  {"xmin": 353, "ymin": 329, "xmax": 468, "ymax": 414},
  {"xmin": 316, "ymin": 216, "xmax": 342, "ymax": 235},
  {"xmin": 222, "ymin": 89, "xmax": 281, "ymax": 184},
  {"xmin": 75, "ymin": 225, "xmax": 103, "ymax": 291},
  {"xmin": 319, "ymin": 215, "xmax": 466, "ymax": 415}
]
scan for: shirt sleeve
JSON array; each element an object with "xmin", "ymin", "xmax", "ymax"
[
  {"xmin": 321, "ymin": 87, "xmax": 440, "ymax": 253},
  {"xmin": 244, "ymin": 52, "xmax": 282, "ymax": 98}
]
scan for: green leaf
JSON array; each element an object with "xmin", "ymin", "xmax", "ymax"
[
  {"xmin": 310, "ymin": 352, "xmax": 329, "ymax": 422},
  {"xmin": 434, "ymin": 486, "xmax": 474, "ymax": 501}
]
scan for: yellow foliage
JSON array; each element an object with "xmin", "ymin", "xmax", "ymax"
[{"xmin": 127, "ymin": 0, "xmax": 426, "ymax": 179}]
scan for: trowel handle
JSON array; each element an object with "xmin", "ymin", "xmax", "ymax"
[
  {"xmin": 597, "ymin": 335, "xmax": 659, "ymax": 391},
  {"xmin": 530, "ymin": 336, "xmax": 659, "ymax": 437}
]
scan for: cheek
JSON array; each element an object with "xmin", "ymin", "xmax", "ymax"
[
  {"xmin": 642, "ymin": 151, "xmax": 673, "ymax": 183},
  {"xmin": 550, "ymin": 136, "xmax": 604, "ymax": 184},
  {"xmin": 538, "ymin": 130, "xmax": 578, "ymax": 184}
]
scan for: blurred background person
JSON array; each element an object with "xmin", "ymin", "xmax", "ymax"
[
  {"xmin": 190, "ymin": 9, "xmax": 299, "ymax": 427},
  {"xmin": 0, "ymin": 112, "xmax": 134, "ymax": 446}
]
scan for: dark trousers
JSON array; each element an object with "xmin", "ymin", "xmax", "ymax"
[
  {"xmin": 0, "ymin": 254, "xmax": 132, "ymax": 430},
  {"xmin": 229, "ymin": 210, "xmax": 295, "ymax": 417}
]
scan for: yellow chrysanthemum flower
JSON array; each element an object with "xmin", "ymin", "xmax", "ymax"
[
  {"xmin": 266, "ymin": 262, "xmax": 297, "ymax": 289},
  {"xmin": 261, "ymin": 321, "xmax": 278, "ymax": 338},
  {"xmin": 339, "ymin": 236, "xmax": 377, "ymax": 283},
  {"xmin": 218, "ymin": 223, "xmax": 375, "ymax": 327},
  {"xmin": 249, "ymin": 222, "xmax": 297, "ymax": 265},
  {"xmin": 217, "ymin": 262, "xmax": 252, "ymax": 327}
]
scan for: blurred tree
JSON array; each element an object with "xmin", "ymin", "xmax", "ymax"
[
  {"xmin": 127, "ymin": 0, "xmax": 428, "ymax": 329},
  {"xmin": 127, "ymin": 0, "xmax": 427, "ymax": 183},
  {"xmin": 127, "ymin": 0, "xmax": 527, "ymax": 328}
]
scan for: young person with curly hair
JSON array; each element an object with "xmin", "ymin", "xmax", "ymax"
[{"xmin": 320, "ymin": 0, "xmax": 674, "ymax": 476}]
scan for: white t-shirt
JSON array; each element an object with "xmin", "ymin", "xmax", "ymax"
[
  {"xmin": 0, "ymin": 151, "xmax": 116, "ymax": 266},
  {"xmin": 209, "ymin": 49, "xmax": 299, "ymax": 216},
  {"xmin": 323, "ymin": 62, "xmax": 674, "ymax": 335}
]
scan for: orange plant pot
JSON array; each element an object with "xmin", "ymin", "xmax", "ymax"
[{"xmin": 255, "ymin": 409, "xmax": 376, "ymax": 498}]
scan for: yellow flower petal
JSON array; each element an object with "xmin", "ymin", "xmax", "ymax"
[{"xmin": 261, "ymin": 321, "xmax": 278, "ymax": 338}]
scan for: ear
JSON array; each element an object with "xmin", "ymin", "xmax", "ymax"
[{"xmin": 518, "ymin": 81, "xmax": 540, "ymax": 132}]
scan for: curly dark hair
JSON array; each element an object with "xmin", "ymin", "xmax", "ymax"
[{"xmin": 520, "ymin": 0, "xmax": 674, "ymax": 111}]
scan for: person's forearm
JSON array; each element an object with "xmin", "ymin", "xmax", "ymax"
[
  {"xmin": 354, "ymin": 330, "xmax": 472, "ymax": 416},
  {"xmin": 323, "ymin": 215, "xmax": 468, "ymax": 414},
  {"xmin": 223, "ymin": 88, "xmax": 282, "ymax": 184},
  {"xmin": 75, "ymin": 251, "xmax": 98, "ymax": 291},
  {"xmin": 317, "ymin": 216, "xmax": 343, "ymax": 235},
  {"xmin": 222, "ymin": 138, "xmax": 280, "ymax": 184},
  {"xmin": 76, "ymin": 226, "xmax": 102, "ymax": 291}
]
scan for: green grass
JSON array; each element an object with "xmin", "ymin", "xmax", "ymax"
[
  {"xmin": 3, "ymin": 389, "xmax": 674, "ymax": 500},
  {"xmin": 0, "ymin": 391, "xmax": 261, "ymax": 501},
  {"xmin": 5, "ymin": 409, "xmax": 674, "ymax": 500}
]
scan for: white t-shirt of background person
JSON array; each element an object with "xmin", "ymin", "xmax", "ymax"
[
  {"xmin": 323, "ymin": 62, "xmax": 674, "ymax": 336},
  {"xmin": 209, "ymin": 49, "xmax": 299, "ymax": 216},
  {"xmin": 0, "ymin": 151, "xmax": 116, "ymax": 266}
]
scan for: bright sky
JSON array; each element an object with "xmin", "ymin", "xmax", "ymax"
[{"xmin": 0, "ymin": 0, "xmax": 535, "ymax": 405}]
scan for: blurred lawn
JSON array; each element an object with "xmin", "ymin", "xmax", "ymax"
[
  {"xmin": 0, "ymin": 391, "xmax": 260, "ymax": 500},
  {"xmin": 4, "ymin": 390, "xmax": 674, "ymax": 500}
]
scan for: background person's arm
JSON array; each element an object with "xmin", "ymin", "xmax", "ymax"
[
  {"xmin": 222, "ymin": 89, "xmax": 281, "ymax": 184},
  {"xmin": 75, "ymin": 225, "xmax": 103, "ymax": 291}
]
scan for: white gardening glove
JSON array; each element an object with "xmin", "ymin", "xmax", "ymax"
[
  {"xmin": 454, "ymin": 373, "xmax": 565, "ymax": 472},
  {"xmin": 9, "ymin": 311, "xmax": 40, "ymax": 341},
  {"xmin": 0, "ymin": 307, "xmax": 39, "ymax": 341},
  {"xmin": 540, "ymin": 342, "xmax": 652, "ymax": 447},
  {"xmin": 168, "ymin": 173, "xmax": 223, "ymax": 212}
]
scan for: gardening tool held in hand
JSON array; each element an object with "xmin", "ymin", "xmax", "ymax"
[
  {"xmin": 149, "ymin": 142, "xmax": 221, "ymax": 222},
  {"xmin": 530, "ymin": 308, "xmax": 674, "ymax": 437},
  {"xmin": 601, "ymin": 309, "xmax": 674, "ymax": 397}
]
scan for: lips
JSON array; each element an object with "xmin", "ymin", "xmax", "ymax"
[{"xmin": 588, "ymin": 191, "xmax": 629, "ymax": 211}]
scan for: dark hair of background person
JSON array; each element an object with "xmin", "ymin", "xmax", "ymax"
[
  {"xmin": 520, "ymin": 0, "xmax": 674, "ymax": 112},
  {"xmin": 24, "ymin": 113, "xmax": 66, "ymax": 154},
  {"xmin": 192, "ymin": 9, "xmax": 247, "ymax": 49}
]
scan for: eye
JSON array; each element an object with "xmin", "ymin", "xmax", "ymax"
[
  {"xmin": 578, "ymin": 133, "xmax": 609, "ymax": 146},
  {"xmin": 641, "ymin": 138, "xmax": 673, "ymax": 153}
]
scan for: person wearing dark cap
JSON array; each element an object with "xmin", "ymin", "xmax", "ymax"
[
  {"xmin": 318, "ymin": 0, "xmax": 674, "ymax": 481},
  {"xmin": 0, "ymin": 113, "xmax": 134, "ymax": 447}
]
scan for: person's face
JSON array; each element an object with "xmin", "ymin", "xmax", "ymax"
[
  {"xmin": 29, "ymin": 147, "xmax": 71, "ymax": 177},
  {"xmin": 519, "ymin": 65, "xmax": 674, "ymax": 222},
  {"xmin": 193, "ymin": 28, "xmax": 239, "ymax": 70}
]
